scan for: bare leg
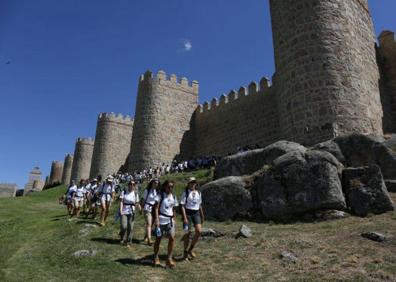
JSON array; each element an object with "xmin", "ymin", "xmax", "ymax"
[
  {"xmin": 189, "ymin": 224, "xmax": 202, "ymax": 251},
  {"xmin": 167, "ymin": 236, "xmax": 175, "ymax": 259},
  {"xmin": 154, "ymin": 236, "xmax": 162, "ymax": 259}
]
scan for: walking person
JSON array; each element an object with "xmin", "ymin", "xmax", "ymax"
[
  {"xmin": 71, "ymin": 179, "xmax": 86, "ymax": 219},
  {"xmin": 141, "ymin": 178, "xmax": 160, "ymax": 246},
  {"xmin": 99, "ymin": 175, "xmax": 115, "ymax": 226},
  {"xmin": 119, "ymin": 181, "xmax": 141, "ymax": 247},
  {"xmin": 153, "ymin": 180, "xmax": 178, "ymax": 268},
  {"xmin": 65, "ymin": 180, "xmax": 77, "ymax": 215},
  {"xmin": 86, "ymin": 179, "xmax": 98, "ymax": 217},
  {"xmin": 180, "ymin": 177, "xmax": 204, "ymax": 260}
]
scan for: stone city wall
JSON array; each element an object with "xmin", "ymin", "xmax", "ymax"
[
  {"xmin": 70, "ymin": 137, "xmax": 94, "ymax": 182},
  {"xmin": 61, "ymin": 154, "xmax": 74, "ymax": 185},
  {"xmin": 49, "ymin": 161, "xmax": 63, "ymax": 185},
  {"xmin": 270, "ymin": 0, "xmax": 383, "ymax": 145},
  {"xmin": 378, "ymin": 31, "xmax": 396, "ymax": 133},
  {"xmin": 128, "ymin": 70, "xmax": 199, "ymax": 170},
  {"xmin": 90, "ymin": 113, "xmax": 134, "ymax": 178},
  {"xmin": 192, "ymin": 77, "xmax": 279, "ymax": 157},
  {"xmin": 0, "ymin": 183, "xmax": 17, "ymax": 198}
]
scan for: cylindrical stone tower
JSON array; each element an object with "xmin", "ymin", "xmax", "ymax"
[
  {"xmin": 128, "ymin": 70, "xmax": 199, "ymax": 171},
  {"xmin": 90, "ymin": 113, "xmax": 134, "ymax": 178},
  {"xmin": 70, "ymin": 137, "xmax": 94, "ymax": 182},
  {"xmin": 270, "ymin": 0, "xmax": 383, "ymax": 145},
  {"xmin": 61, "ymin": 154, "xmax": 74, "ymax": 185},
  {"xmin": 49, "ymin": 161, "xmax": 63, "ymax": 185}
]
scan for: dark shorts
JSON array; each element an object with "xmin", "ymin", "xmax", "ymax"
[
  {"xmin": 186, "ymin": 209, "xmax": 201, "ymax": 226},
  {"xmin": 160, "ymin": 222, "xmax": 175, "ymax": 237}
]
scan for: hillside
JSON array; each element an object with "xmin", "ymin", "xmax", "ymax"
[{"xmin": 1, "ymin": 169, "xmax": 396, "ymax": 281}]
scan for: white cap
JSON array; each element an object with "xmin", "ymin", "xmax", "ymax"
[{"xmin": 188, "ymin": 177, "xmax": 197, "ymax": 183}]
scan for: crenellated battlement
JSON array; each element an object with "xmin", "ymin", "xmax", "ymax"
[
  {"xmin": 139, "ymin": 70, "xmax": 199, "ymax": 93},
  {"xmin": 196, "ymin": 76, "xmax": 272, "ymax": 113},
  {"xmin": 98, "ymin": 112, "xmax": 134, "ymax": 125},
  {"xmin": 76, "ymin": 137, "xmax": 94, "ymax": 145}
]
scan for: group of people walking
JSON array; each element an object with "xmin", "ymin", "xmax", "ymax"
[
  {"xmin": 63, "ymin": 175, "xmax": 204, "ymax": 269},
  {"xmin": 64, "ymin": 175, "xmax": 117, "ymax": 226}
]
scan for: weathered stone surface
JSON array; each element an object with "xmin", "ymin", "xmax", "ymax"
[
  {"xmin": 385, "ymin": 180, "xmax": 396, "ymax": 192},
  {"xmin": 214, "ymin": 141, "xmax": 306, "ymax": 179},
  {"xmin": 378, "ymin": 31, "xmax": 396, "ymax": 133},
  {"xmin": 382, "ymin": 134, "xmax": 396, "ymax": 153},
  {"xmin": 128, "ymin": 71, "xmax": 199, "ymax": 171},
  {"xmin": 235, "ymin": 225, "xmax": 252, "ymax": 239},
  {"xmin": 311, "ymin": 140, "xmax": 346, "ymax": 164},
  {"xmin": 253, "ymin": 150, "xmax": 346, "ymax": 220},
  {"xmin": 49, "ymin": 161, "xmax": 63, "ymax": 185},
  {"xmin": 61, "ymin": 154, "xmax": 73, "ymax": 185},
  {"xmin": 313, "ymin": 210, "xmax": 349, "ymax": 221},
  {"xmin": 0, "ymin": 183, "xmax": 17, "ymax": 198},
  {"xmin": 201, "ymin": 176, "xmax": 252, "ymax": 221},
  {"xmin": 73, "ymin": 250, "xmax": 97, "ymax": 257},
  {"xmin": 280, "ymin": 251, "xmax": 298, "ymax": 263},
  {"xmin": 333, "ymin": 134, "xmax": 396, "ymax": 180},
  {"xmin": 70, "ymin": 138, "xmax": 94, "ymax": 182},
  {"xmin": 200, "ymin": 228, "xmax": 224, "ymax": 239},
  {"xmin": 342, "ymin": 165, "xmax": 394, "ymax": 217},
  {"xmin": 270, "ymin": 0, "xmax": 383, "ymax": 146},
  {"xmin": 90, "ymin": 113, "xmax": 133, "ymax": 178},
  {"xmin": 361, "ymin": 232, "xmax": 387, "ymax": 243}
]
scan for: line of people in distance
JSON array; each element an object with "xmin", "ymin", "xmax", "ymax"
[
  {"xmin": 63, "ymin": 176, "xmax": 204, "ymax": 269},
  {"xmin": 118, "ymin": 156, "xmax": 218, "ymax": 184}
]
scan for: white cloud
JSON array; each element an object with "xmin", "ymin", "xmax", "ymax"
[{"xmin": 182, "ymin": 39, "xmax": 192, "ymax": 51}]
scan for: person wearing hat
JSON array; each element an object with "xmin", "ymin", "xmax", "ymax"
[
  {"xmin": 119, "ymin": 180, "xmax": 141, "ymax": 246},
  {"xmin": 65, "ymin": 180, "xmax": 77, "ymax": 216},
  {"xmin": 180, "ymin": 177, "xmax": 204, "ymax": 260},
  {"xmin": 153, "ymin": 180, "xmax": 179, "ymax": 268},
  {"xmin": 71, "ymin": 179, "xmax": 86, "ymax": 219},
  {"xmin": 86, "ymin": 178, "xmax": 98, "ymax": 217},
  {"xmin": 141, "ymin": 178, "xmax": 160, "ymax": 246},
  {"xmin": 98, "ymin": 175, "xmax": 115, "ymax": 226}
]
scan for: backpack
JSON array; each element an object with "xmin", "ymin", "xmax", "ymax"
[{"xmin": 153, "ymin": 192, "xmax": 175, "ymax": 222}]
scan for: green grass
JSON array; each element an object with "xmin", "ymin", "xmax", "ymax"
[{"xmin": 0, "ymin": 169, "xmax": 396, "ymax": 281}]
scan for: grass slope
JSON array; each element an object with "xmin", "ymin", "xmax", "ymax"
[{"xmin": 0, "ymin": 169, "xmax": 396, "ymax": 281}]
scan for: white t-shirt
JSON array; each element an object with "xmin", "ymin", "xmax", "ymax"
[
  {"xmin": 67, "ymin": 185, "xmax": 77, "ymax": 198},
  {"xmin": 75, "ymin": 186, "xmax": 85, "ymax": 199},
  {"xmin": 84, "ymin": 183, "xmax": 92, "ymax": 194},
  {"xmin": 155, "ymin": 192, "xmax": 179, "ymax": 225},
  {"xmin": 120, "ymin": 190, "xmax": 139, "ymax": 215},
  {"xmin": 142, "ymin": 188, "xmax": 158, "ymax": 212},
  {"xmin": 180, "ymin": 189, "xmax": 202, "ymax": 211},
  {"xmin": 91, "ymin": 184, "xmax": 98, "ymax": 193},
  {"xmin": 100, "ymin": 183, "xmax": 115, "ymax": 201},
  {"xmin": 100, "ymin": 183, "xmax": 114, "ymax": 194}
]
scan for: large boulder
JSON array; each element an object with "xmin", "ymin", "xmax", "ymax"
[
  {"xmin": 252, "ymin": 150, "xmax": 346, "ymax": 220},
  {"xmin": 311, "ymin": 140, "xmax": 346, "ymax": 164},
  {"xmin": 201, "ymin": 176, "xmax": 253, "ymax": 221},
  {"xmin": 214, "ymin": 141, "xmax": 306, "ymax": 179},
  {"xmin": 332, "ymin": 134, "xmax": 396, "ymax": 180},
  {"xmin": 342, "ymin": 165, "xmax": 394, "ymax": 217}
]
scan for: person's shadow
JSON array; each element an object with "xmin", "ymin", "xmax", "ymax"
[
  {"xmin": 115, "ymin": 254, "xmax": 188, "ymax": 268},
  {"xmin": 115, "ymin": 254, "xmax": 167, "ymax": 268},
  {"xmin": 91, "ymin": 237, "xmax": 141, "ymax": 245}
]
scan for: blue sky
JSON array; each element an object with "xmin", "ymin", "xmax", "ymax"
[{"xmin": 0, "ymin": 0, "xmax": 395, "ymax": 188}]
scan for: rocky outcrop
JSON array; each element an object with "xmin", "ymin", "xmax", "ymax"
[
  {"xmin": 200, "ymin": 176, "xmax": 252, "ymax": 221},
  {"xmin": 252, "ymin": 150, "xmax": 346, "ymax": 220},
  {"xmin": 214, "ymin": 141, "xmax": 306, "ymax": 179},
  {"xmin": 204, "ymin": 137, "xmax": 395, "ymax": 222},
  {"xmin": 311, "ymin": 140, "xmax": 345, "ymax": 164},
  {"xmin": 333, "ymin": 134, "xmax": 396, "ymax": 180},
  {"xmin": 342, "ymin": 165, "xmax": 394, "ymax": 216}
]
